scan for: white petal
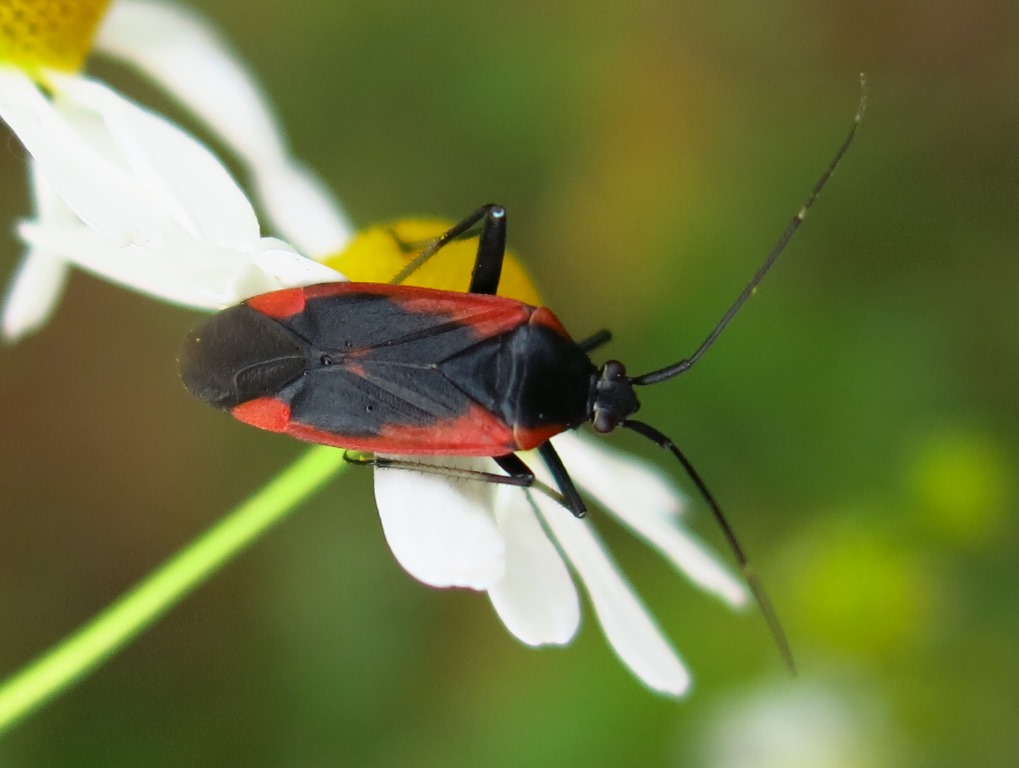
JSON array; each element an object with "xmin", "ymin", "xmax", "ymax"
[
  {"xmin": 2, "ymin": 249, "xmax": 70, "ymax": 340},
  {"xmin": 96, "ymin": 0, "xmax": 354, "ymax": 255},
  {"xmin": 2, "ymin": 162, "xmax": 73, "ymax": 340},
  {"xmin": 553, "ymin": 432, "xmax": 749, "ymax": 607},
  {"xmin": 17, "ymin": 221, "xmax": 205, "ymax": 307},
  {"xmin": 221, "ymin": 240, "xmax": 346, "ymax": 304},
  {"xmin": 27, "ymin": 155, "xmax": 72, "ymax": 223},
  {"xmin": 250, "ymin": 240, "xmax": 348, "ymax": 288},
  {"xmin": 0, "ymin": 67, "xmax": 168, "ymax": 246},
  {"xmin": 50, "ymin": 74, "xmax": 260, "ymax": 250},
  {"xmin": 373, "ymin": 457, "xmax": 506, "ymax": 589},
  {"xmin": 96, "ymin": 1, "xmax": 280, "ymax": 166},
  {"xmin": 250, "ymin": 161, "xmax": 354, "ymax": 258},
  {"xmin": 535, "ymin": 494, "xmax": 690, "ymax": 696},
  {"xmin": 487, "ymin": 487, "xmax": 580, "ymax": 646},
  {"xmin": 16, "ymin": 222, "xmax": 304, "ymax": 310}
]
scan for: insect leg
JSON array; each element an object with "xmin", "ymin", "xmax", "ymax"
[
  {"xmin": 343, "ymin": 450, "xmax": 573, "ymax": 509},
  {"xmin": 537, "ymin": 442, "xmax": 587, "ymax": 518},
  {"xmin": 389, "ymin": 203, "xmax": 505, "ymax": 288},
  {"xmin": 492, "ymin": 453, "xmax": 535, "ymax": 485},
  {"xmin": 576, "ymin": 329, "xmax": 612, "ymax": 353},
  {"xmin": 343, "ymin": 449, "xmax": 531, "ymax": 486},
  {"xmin": 466, "ymin": 205, "xmax": 506, "ymax": 295},
  {"xmin": 496, "ymin": 453, "xmax": 593, "ymax": 519}
]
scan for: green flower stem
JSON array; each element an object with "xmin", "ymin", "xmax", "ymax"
[{"xmin": 0, "ymin": 444, "xmax": 347, "ymax": 736}]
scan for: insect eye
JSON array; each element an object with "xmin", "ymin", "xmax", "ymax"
[{"xmin": 592, "ymin": 408, "xmax": 614, "ymax": 434}]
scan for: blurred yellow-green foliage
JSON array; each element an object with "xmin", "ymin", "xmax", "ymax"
[{"xmin": 1, "ymin": 1, "xmax": 1016, "ymax": 766}]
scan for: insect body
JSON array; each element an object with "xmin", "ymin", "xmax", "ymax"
[
  {"xmin": 180, "ymin": 82, "xmax": 865, "ymax": 669},
  {"xmin": 179, "ymin": 208, "xmax": 640, "ymax": 516},
  {"xmin": 180, "ymin": 281, "xmax": 599, "ymax": 457}
]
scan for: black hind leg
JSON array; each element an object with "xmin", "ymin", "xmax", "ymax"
[{"xmin": 389, "ymin": 204, "xmax": 507, "ymax": 294}]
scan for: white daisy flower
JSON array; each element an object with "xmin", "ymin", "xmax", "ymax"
[
  {"xmin": 0, "ymin": 0, "xmax": 352, "ymax": 339},
  {"xmin": 0, "ymin": 0, "xmax": 749, "ymax": 696}
]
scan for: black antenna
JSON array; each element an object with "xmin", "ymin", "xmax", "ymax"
[
  {"xmin": 620, "ymin": 78, "xmax": 868, "ymax": 671},
  {"xmin": 632, "ymin": 74, "xmax": 867, "ymax": 387},
  {"xmin": 623, "ymin": 418, "xmax": 796, "ymax": 673}
]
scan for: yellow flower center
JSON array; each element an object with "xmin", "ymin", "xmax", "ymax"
[
  {"xmin": 0, "ymin": 0, "xmax": 110, "ymax": 75},
  {"xmin": 324, "ymin": 218, "xmax": 543, "ymax": 307}
]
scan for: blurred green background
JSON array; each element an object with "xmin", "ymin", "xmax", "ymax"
[{"xmin": 1, "ymin": 1, "xmax": 1017, "ymax": 766}]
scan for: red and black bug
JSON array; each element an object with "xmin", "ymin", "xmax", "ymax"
[{"xmin": 179, "ymin": 84, "xmax": 865, "ymax": 669}]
